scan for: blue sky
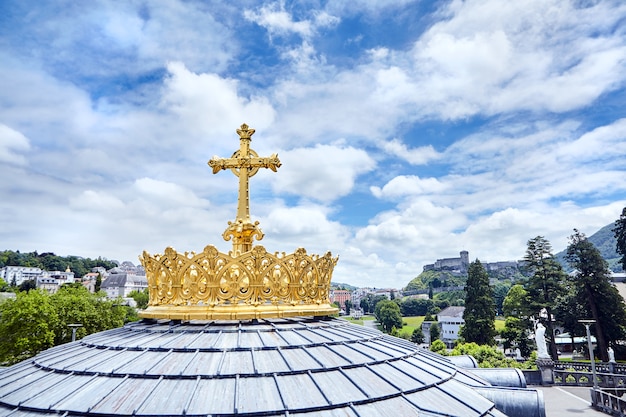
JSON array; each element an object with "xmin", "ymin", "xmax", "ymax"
[{"xmin": 1, "ymin": 0, "xmax": 626, "ymax": 288}]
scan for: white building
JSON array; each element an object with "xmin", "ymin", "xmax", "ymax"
[
  {"xmin": 37, "ymin": 276, "xmax": 59, "ymax": 294},
  {"xmin": 46, "ymin": 267, "xmax": 75, "ymax": 286},
  {"xmin": 0, "ymin": 266, "xmax": 44, "ymax": 286},
  {"xmin": 101, "ymin": 273, "xmax": 148, "ymax": 298},
  {"xmin": 437, "ymin": 306, "xmax": 465, "ymax": 348}
]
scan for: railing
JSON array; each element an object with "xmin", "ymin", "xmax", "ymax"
[
  {"xmin": 550, "ymin": 361, "xmax": 626, "ymax": 416},
  {"xmin": 554, "ymin": 361, "xmax": 626, "ymax": 375},
  {"xmin": 591, "ymin": 387, "xmax": 626, "ymax": 416}
]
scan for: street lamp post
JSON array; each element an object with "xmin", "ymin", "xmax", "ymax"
[
  {"xmin": 68, "ymin": 323, "xmax": 83, "ymax": 342},
  {"xmin": 579, "ymin": 319, "xmax": 597, "ymax": 389}
]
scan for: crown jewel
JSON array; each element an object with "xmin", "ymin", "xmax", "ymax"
[{"xmin": 140, "ymin": 124, "xmax": 338, "ymax": 319}]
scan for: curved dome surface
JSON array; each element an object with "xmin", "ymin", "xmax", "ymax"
[{"xmin": 0, "ymin": 317, "xmax": 517, "ymax": 416}]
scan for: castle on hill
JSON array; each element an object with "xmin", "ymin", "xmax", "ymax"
[{"xmin": 423, "ymin": 250, "xmax": 520, "ymax": 275}]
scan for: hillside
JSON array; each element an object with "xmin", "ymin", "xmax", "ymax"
[
  {"xmin": 406, "ymin": 221, "xmax": 623, "ymax": 291},
  {"xmin": 555, "ymin": 222, "xmax": 623, "ymax": 272}
]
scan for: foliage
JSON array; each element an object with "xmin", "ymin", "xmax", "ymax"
[
  {"xmin": 359, "ymin": 294, "xmax": 388, "ymax": 314},
  {"xmin": 433, "ymin": 290, "xmax": 465, "ymax": 306},
  {"xmin": 400, "ymin": 298, "xmax": 436, "ymax": 316},
  {"xmin": 522, "ymin": 236, "xmax": 567, "ymax": 359},
  {"xmin": 502, "ymin": 284, "xmax": 527, "ymax": 317},
  {"xmin": 0, "ymin": 284, "xmax": 137, "ymax": 365},
  {"xmin": 129, "ymin": 289, "xmax": 149, "ymax": 309},
  {"xmin": 450, "ymin": 342, "xmax": 536, "ymax": 369},
  {"xmin": 0, "ymin": 250, "xmax": 118, "ymax": 278},
  {"xmin": 614, "ymin": 208, "xmax": 626, "ymax": 272},
  {"xmin": 555, "ymin": 222, "xmax": 622, "ymax": 272},
  {"xmin": 566, "ymin": 229, "xmax": 626, "ymax": 362},
  {"xmin": 0, "ymin": 277, "xmax": 9, "ymax": 292},
  {"xmin": 50, "ymin": 284, "xmax": 128, "ymax": 345},
  {"xmin": 460, "ymin": 260, "xmax": 496, "ymax": 345},
  {"xmin": 0, "ymin": 290, "xmax": 58, "ymax": 365},
  {"xmin": 493, "ymin": 281, "xmax": 512, "ymax": 316},
  {"xmin": 405, "ymin": 270, "xmax": 465, "ymax": 292},
  {"xmin": 344, "ymin": 299, "xmax": 352, "ymax": 315},
  {"xmin": 500, "ymin": 317, "xmax": 533, "ymax": 358},
  {"xmin": 430, "ymin": 339, "xmax": 447, "ymax": 355},
  {"xmin": 411, "ymin": 328, "xmax": 425, "ymax": 344},
  {"xmin": 18, "ymin": 279, "xmax": 36, "ymax": 292},
  {"xmin": 375, "ymin": 300, "xmax": 403, "ymax": 333},
  {"xmin": 429, "ymin": 321, "xmax": 440, "ymax": 342}
]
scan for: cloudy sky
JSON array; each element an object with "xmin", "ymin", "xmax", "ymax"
[{"xmin": 1, "ymin": 0, "xmax": 626, "ymax": 288}]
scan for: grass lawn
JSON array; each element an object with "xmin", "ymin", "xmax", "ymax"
[
  {"xmin": 495, "ymin": 317, "xmax": 506, "ymax": 333},
  {"xmin": 397, "ymin": 316, "xmax": 426, "ymax": 338}
]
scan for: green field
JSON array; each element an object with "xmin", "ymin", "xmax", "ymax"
[{"xmin": 344, "ymin": 315, "xmax": 507, "ymax": 339}]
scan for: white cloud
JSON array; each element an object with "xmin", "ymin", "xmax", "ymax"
[
  {"xmin": 134, "ymin": 177, "xmax": 209, "ymax": 208},
  {"xmin": 0, "ymin": 124, "xmax": 30, "ymax": 165},
  {"xmin": 272, "ymin": 144, "xmax": 376, "ymax": 202},
  {"xmin": 244, "ymin": 3, "xmax": 339, "ymax": 39},
  {"xmin": 411, "ymin": 0, "xmax": 626, "ymax": 118},
  {"xmin": 381, "ymin": 139, "xmax": 440, "ymax": 165},
  {"xmin": 371, "ymin": 175, "xmax": 447, "ymax": 199},
  {"xmin": 70, "ymin": 190, "xmax": 125, "ymax": 211},
  {"xmin": 161, "ymin": 62, "xmax": 276, "ymax": 144}
]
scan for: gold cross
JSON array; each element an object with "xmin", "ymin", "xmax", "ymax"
[{"xmin": 208, "ymin": 124, "xmax": 281, "ymax": 255}]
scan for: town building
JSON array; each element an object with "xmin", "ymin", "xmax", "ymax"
[
  {"xmin": 438, "ymin": 306, "xmax": 466, "ymax": 348},
  {"xmin": 0, "ymin": 266, "xmax": 44, "ymax": 286},
  {"xmin": 101, "ymin": 273, "xmax": 148, "ymax": 298},
  {"xmin": 329, "ymin": 289, "xmax": 351, "ymax": 309},
  {"xmin": 37, "ymin": 276, "xmax": 59, "ymax": 294},
  {"xmin": 47, "ymin": 266, "xmax": 75, "ymax": 286}
]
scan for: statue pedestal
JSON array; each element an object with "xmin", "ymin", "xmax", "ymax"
[{"xmin": 536, "ymin": 358, "xmax": 554, "ymax": 385}]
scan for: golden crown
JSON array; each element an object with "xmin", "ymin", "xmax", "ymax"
[
  {"xmin": 140, "ymin": 245, "xmax": 338, "ymax": 320},
  {"xmin": 139, "ymin": 124, "xmax": 339, "ymax": 319}
]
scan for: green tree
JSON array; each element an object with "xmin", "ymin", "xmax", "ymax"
[
  {"xmin": 493, "ymin": 281, "xmax": 511, "ymax": 316},
  {"xmin": 18, "ymin": 279, "xmax": 37, "ymax": 292},
  {"xmin": 400, "ymin": 298, "xmax": 435, "ymax": 316},
  {"xmin": 430, "ymin": 339, "xmax": 447, "ymax": 355},
  {"xmin": 502, "ymin": 284, "xmax": 527, "ymax": 317},
  {"xmin": 410, "ymin": 328, "xmax": 425, "ymax": 344},
  {"xmin": 566, "ymin": 229, "xmax": 626, "ymax": 362},
  {"xmin": 0, "ymin": 290, "xmax": 59, "ymax": 365},
  {"xmin": 500, "ymin": 317, "xmax": 533, "ymax": 358},
  {"xmin": 95, "ymin": 273, "xmax": 103, "ymax": 292},
  {"xmin": 460, "ymin": 260, "xmax": 496, "ymax": 345},
  {"xmin": 344, "ymin": 299, "xmax": 352, "ymax": 315},
  {"xmin": 523, "ymin": 236, "xmax": 567, "ymax": 360},
  {"xmin": 50, "ymin": 284, "xmax": 128, "ymax": 344},
  {"xmin": 429, "ymin": 322, "xmax": 440, "ymax": 343},
  {"xmin": 375, "ymin": 300, "xmax": 402, "ymax": 333},
  {"xmin": 359, "ymin": 294, "xmax": 387, "ymax": 314},
  {"xmin": 0, "ymin": 277, "xmax": 9, "ymax": 292},
  {"xmin": 129, "ymin": 289, "xmax": 149, "ymax": 309},
  {"xmin": 614, "ymin": 207, "xmax": 626, "ymax": 271},
  {"xmin": 501, "ymin": 285, "xmax": 533, "ymax": 357}
]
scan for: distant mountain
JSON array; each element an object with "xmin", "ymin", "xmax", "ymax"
[{"xmin": 555, "ymin": 222, "xmax": 623, "ymax": 272}]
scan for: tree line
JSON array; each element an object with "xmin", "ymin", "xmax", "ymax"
[
  {"xmin": 0, "ymin": 283, "xmax": 137, "ymax": 365},
  {"xmin": 463, "ymin": 208, "xmax": 626, "ymax": 362},
  {"xmin": 0, "ymin": 250, "xmax": 118, "ymax": 282}
]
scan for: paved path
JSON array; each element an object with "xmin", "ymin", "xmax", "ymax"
[{"xmin": 537, "ymin": 386, "xmax": 606, "ymax": 416}]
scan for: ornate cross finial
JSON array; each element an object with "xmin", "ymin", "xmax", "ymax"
[{"xmin": 208, "ymin": 124, "xmax": 281, "ymax": 255}]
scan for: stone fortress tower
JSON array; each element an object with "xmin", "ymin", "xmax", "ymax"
[{"xmin": 0, "ymin": 124, "xmax": 545, "ymax": 417}]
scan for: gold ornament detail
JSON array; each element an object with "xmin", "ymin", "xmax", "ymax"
[
  {"xmin": 139, "ymin": 123, "xmax": 339, "ymax": 319},
  {"xmin": 140, "ymin": 245, "xmax": 338, "ymax": 320}
]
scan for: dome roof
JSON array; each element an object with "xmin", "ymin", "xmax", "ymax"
[{"xmin": 0, "ymin": 317, "xmax": 543, "ymax": 417}]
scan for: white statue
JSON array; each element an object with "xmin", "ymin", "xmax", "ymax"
[
  {"xmin": 535, "ymin": 323, "xmax": 550, "ymax": 359},
  {"xmin": 609, "ymin": 346, "xmax": 616, "ymax": 363}
]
